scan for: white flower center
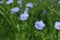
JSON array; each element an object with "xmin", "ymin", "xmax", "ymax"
[{"xmin": 58, "ymin": 24, "xmax": 60, "ymax": 27}]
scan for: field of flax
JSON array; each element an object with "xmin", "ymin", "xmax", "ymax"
[{"xmin": 0, "ymin": 0, "xmax": 60, "ymax": 40}]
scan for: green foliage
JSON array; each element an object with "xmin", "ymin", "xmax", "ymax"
[{"xmin": 0, "ymin": 0, "xmax": 60, "ymax": 40}]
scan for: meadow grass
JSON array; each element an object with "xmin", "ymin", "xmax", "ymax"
[{"xmin": 0, "ymin": 0, "xmax": 60, "ymax": 40}]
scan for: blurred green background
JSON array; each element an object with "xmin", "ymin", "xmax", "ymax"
[{"xmin": 0, "ymin": 0, "xmax": 60, "ymax": 40}]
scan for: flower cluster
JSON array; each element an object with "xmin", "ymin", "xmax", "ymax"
[
  {"xmin": 1, "ymin": 0, "xmax": 60, "ymax": 30},
  {"xmin": 0, "ymin": 0, "xmax": 60, "ymax": 5},
  {"xmin": 34, "ymin": 21, "xmax": 60, "ymax": 30},
  {"xmin": 20, "ymin": 8, "xmax": 29, "ymax": 20}
]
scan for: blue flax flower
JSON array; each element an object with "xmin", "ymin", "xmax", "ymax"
[
  {"xmin": 58, "ymin": 1, "xmax": 60, "ymax": 4},
  {"xmin": 11, "ymin": 7, "xmax": 20, "ymax": 13},
  {"xmin": 20, "ymin": 8, "xmax": 29, "ymax": 21},
  {"xmin": 6, "ymin": 0, "xmax": 13, "ymax": 4},
  {"xmin": 23, "ymin": 8, "xmax": 29, "ymax": 14},
  {"xmin": 35, "ymin": 21, "xmax": 45, "ymax": 30},
  {"xmin": 20, "ymin": 13, "xmax": 29, "ymax": 21},
  {"xmin": 55, "ymin": 22, "xmax": 60, "ymax": 30},
  {"xmin": 26, "ymin": 2, "xmax": 33, "ymax": 8}
]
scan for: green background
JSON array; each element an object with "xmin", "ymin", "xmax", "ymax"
[{"xmin": 0, "ymin": 0, "xmax": 60, "ymax": 40}]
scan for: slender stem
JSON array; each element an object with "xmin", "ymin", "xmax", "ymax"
[
  {"xmin": 40, "ymin": 32, "xmax": 46, "ymax": 40},
  {"xmin": 0, "ymin": 11, "xmax": 12, "ymax": 26},
  {"xmin": 58, "ymin": 31, "xmax": 60, "ymax": 40}
]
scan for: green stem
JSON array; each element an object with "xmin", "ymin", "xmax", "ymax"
[
  {"xmin": 47, "ymin": 11, "xmax": 56, "ymax": 40},
  {"xmin": 40, "ymin": 32, "xmax": 46, "ymax": 40},
  {"xmin": 0, "ymin": 10, "xmax": 15, "ymax": 27},
  {"xmin": 58, "ymin": 31, "xmax": 60, "ymax": 40},
  {"xmin": 0, "ymin": 11, "xmax": 11, "ymax": 25},
  {"xmin": 0, "ymin": 5, "xmax": 16, "ymax": 27}
]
